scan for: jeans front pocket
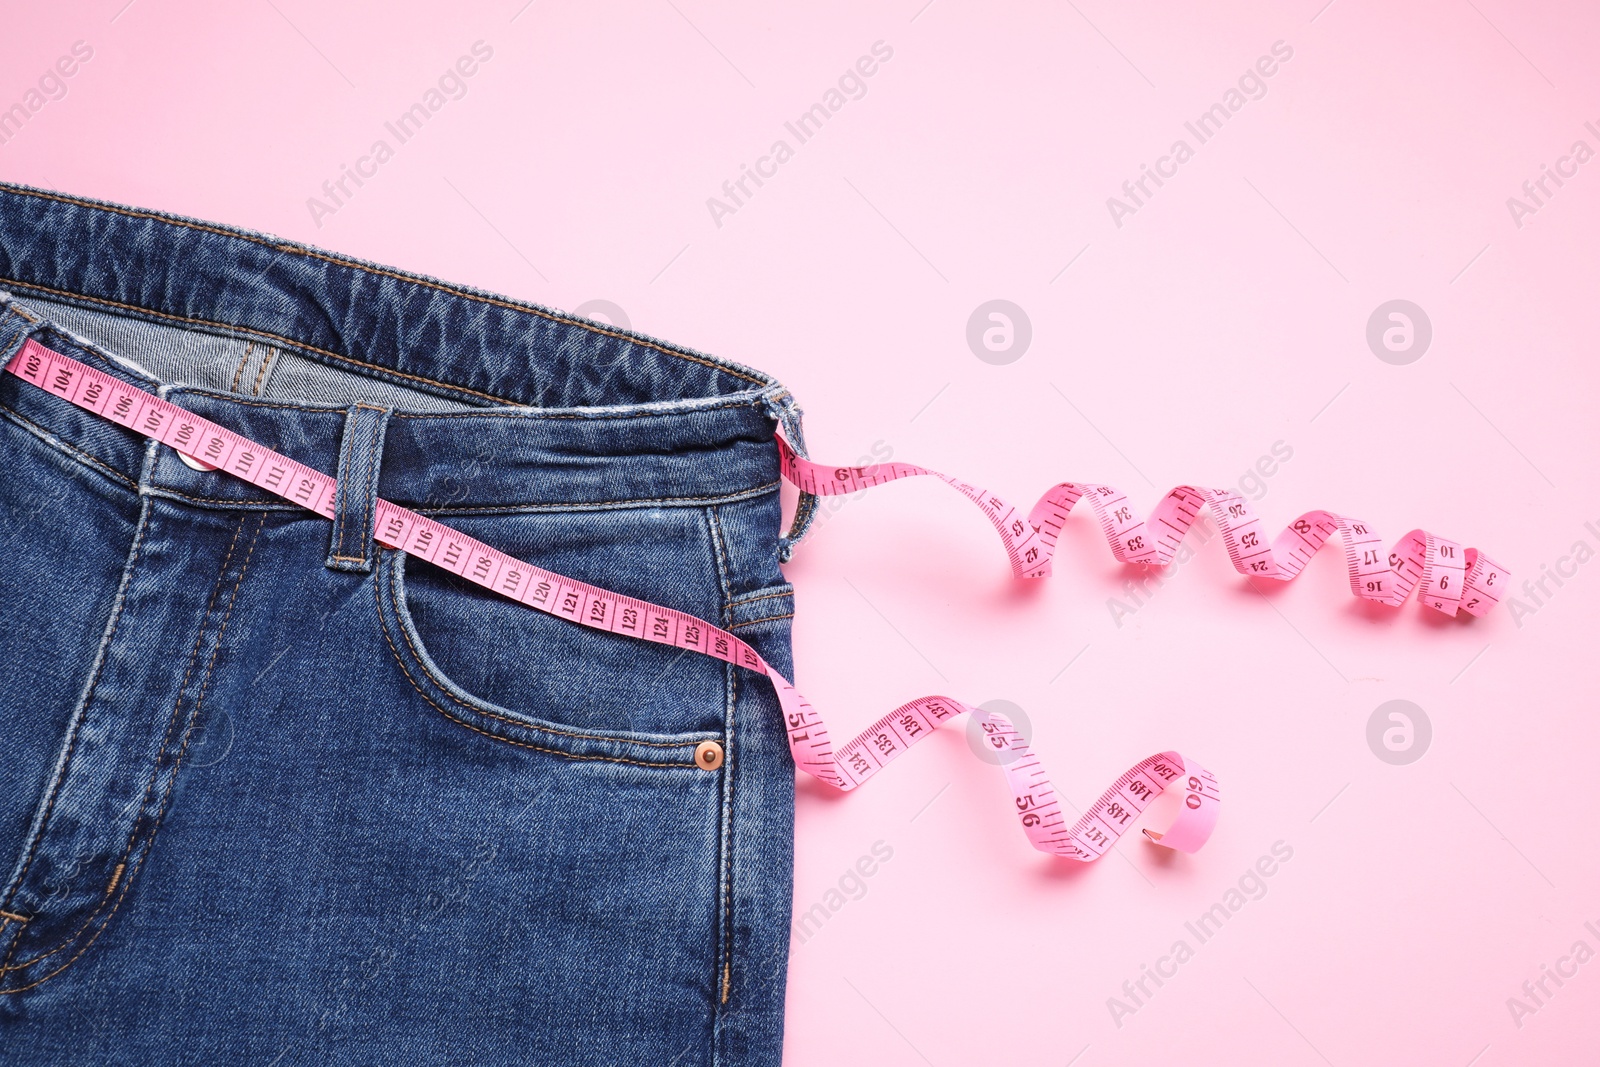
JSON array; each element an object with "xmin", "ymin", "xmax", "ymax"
[
  {"xmin": 356, "ymin": 513, "xmax": 740, "ymax": 1061},
  {"xmin": 373, "ymin": 547, "xmax": 721, "ymax": 768}
]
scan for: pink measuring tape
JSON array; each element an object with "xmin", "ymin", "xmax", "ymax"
[
  {"xmin": 779, "ymin": 442, "xmax": 1509, "ymax": 616},
  {"xmin": 4, "ymin": 340, "xmax": 1507, "ymax": 863}
]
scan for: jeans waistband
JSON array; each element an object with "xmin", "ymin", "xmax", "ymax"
[{"xmin": 0, "ymin": 182, "xmax": 802, "ymax": 515}]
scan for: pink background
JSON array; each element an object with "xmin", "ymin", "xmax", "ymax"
[{"xmin": 6, "ymin": 1, "xmax": 1599, "ymax": 1062}]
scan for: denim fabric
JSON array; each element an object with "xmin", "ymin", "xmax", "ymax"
[{"xmin": 0, "ymin": 183, "xmax": 798, "ymax": 1065}]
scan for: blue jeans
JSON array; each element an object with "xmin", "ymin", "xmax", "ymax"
[{"xmin": 0, "ymin": 183, "xmax": 803, "ymax": 1065}]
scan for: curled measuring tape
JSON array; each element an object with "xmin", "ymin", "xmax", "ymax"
[
  {"xmin": 5, "ymin": 340, "xmax": 1222, "ymax": 862},
  {"xmin": 779, "ymin": 442, "xmax": 1509, "ymax": 617}
]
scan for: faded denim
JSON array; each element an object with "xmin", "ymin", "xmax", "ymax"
[{"xmin": 0, "ymin": 182, "xmax": 806, "ymax": 1065}]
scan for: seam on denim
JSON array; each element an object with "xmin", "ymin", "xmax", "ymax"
[
  {"xmin": 1, "ymin": 514, "xmax": 263, "ymax": 992},
  {"xmin": 784, "ymin": 488, "xmax": 820, "ymax": 557},
  {"xmin": 328, "ymin": 553, "xmax": 367, "ymax": 563},
  {"xmin": 144, "ymin": 487, "xmax": 305, "ymax": 512},
  {"xmin": 0, "ymin": 187, "xmax": 768, "ymax": 386},
  {"xmin": 377, "ymin": 555, "xmax": 702, "ymax": 751},
  {"xmin": 160, "ymin": 388, "xmax": 766, "ymax": 420},
  {"xmin": 385, "ymin": 557, "xmax": 693, "ymax": 746},
  {"xmin": 3, "ymin": 188, "xmax": 254, "ymax": 243},
  {"xmin": 413, "ymin": 482, "xmax": 782, "ymax": 515},
  {"xmin": 1, "ymin": 183, "xmax": 767, "ymax": 384},
  {"xmin": 703, "ymin": 504, "xmax": 739, "ymax": 1012},
  {"xmin": 4, "ymin": 393, "xmax": 769, "ymax": 520},
  {"xmin": 0, "ymin": 495, "xmax": 153, "ymax": 924},
  {"xmin": 148, "ymin": 482, "xmax": 780, "ymax": 515},
  {"xmin": 722, "ymin": 665, "xmax": 739, "ymax": 1009},
  {"xmin": 1, "ymin": 513, "xmax": 253, "ymax": 974},
  {"xmin": 0, "ymin": 402, "xmax": 140, "ymax": 490},
  {"xmin": 227, "ymin": 341, "xmax": 255, "ymax": 393},
  {"xmin": 7, "ymin": 303, "xmax": 40, "ymax": 323},
  {"xmin": 387, "ymin": 400, "xmax": 764, "ymax": 421},
  {"xmin": 0, "ymin": 911, "xmax": 26, "ymax": 924},
  {"xmin": 382, "ymin": 658, "xmax": 699, "ymax": 768},
  {"xmin": 249, "ymin": 345, "xmax": 277, "ymax": 396},
  {"xmin": 161, "ymin": 392, "xmax": 344, "ymax": 414},
  {"xmin": 290, "ymin": 246, "xmax": 767, "ymax": 385},
  {"xmin": 728, "ymin": 587, "xmax": 792, "ymax": 606},
  {"xmin": 707, "ymin": 507, "xmax": 734, "ymax": 614},
  {"xmin": 374, "ymin": 567, "xmax": 697, "ymax": 768},
  {"xmin": 2, "ymin": 276, "xmax": 515, "ymax": 404},
  {"xmin": 1, "ymin": 514, "xmax": 251, "ymax": 972},
  {"xmin": 729, "ymin": 612, "xmax": 793, "ymax": 630},
  {"xmin": 0, "ymin": 916, "xmax": 18, "ymax": 974},
  {"xmin": 36, "ymin": 325, "xmax": 161, "ymax": 389}
]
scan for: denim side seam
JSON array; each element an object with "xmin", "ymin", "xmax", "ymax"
[{"xmin": 704, "ymin": 503, "xmax": 740, "ymax": 1048}]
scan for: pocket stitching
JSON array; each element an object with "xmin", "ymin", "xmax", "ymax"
[
  {"xmin": 374, "ymin": 552, "xmax": 703, "ymax": 766},
  {"xmin": 730, "ymin": 612, "xmax": 793, "ymax": 630},
  {"xmin": 728, "ymin": 586, "xmax": 792, "ymax": 606},
  {"xmin": 0, "ymin": 401, "xmax": 140, "ymax": 491}
]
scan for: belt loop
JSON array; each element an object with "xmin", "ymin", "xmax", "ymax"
[
  {"xmin": 326, "ymin": 403, "xmax": 392, "ymax": 573},
  {"xmin": 760, "ymin": 388, "xmax": 816, "ymax": 563},
  {"xmin": 0, "ymin": 298, "xmax": 41, "ymax": 360}
]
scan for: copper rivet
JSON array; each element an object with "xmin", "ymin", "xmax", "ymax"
[{"xmin": 695, "ymin": 740, "xmax": 724, "ymax": 771}]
